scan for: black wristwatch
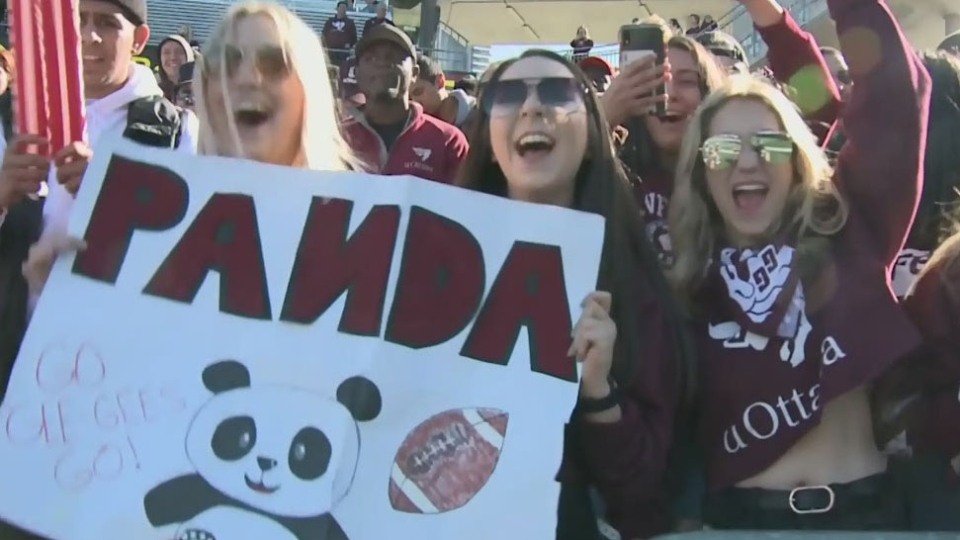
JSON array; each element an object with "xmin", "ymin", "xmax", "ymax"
[{"xmin": 577, "ymin": 377, "xmax": 620, "ymax": 414}]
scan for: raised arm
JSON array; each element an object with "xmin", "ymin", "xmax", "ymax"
[
  {"xmin": 831, "ymin": 0, "xmax": 931, "ymax": 262},
  {"xmin": 748, "ymin": 0, "xmax": 842, "ymax": 133},
  {"xmin": 574, "ymin": 302, "xmax": 678, "ymax": 539}
]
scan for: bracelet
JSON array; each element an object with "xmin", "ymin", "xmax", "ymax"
[{"xmin": 577, "ymin": 377, "xmax": 620, "ymax": 414}]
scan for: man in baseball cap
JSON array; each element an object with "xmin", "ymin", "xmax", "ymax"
[
  {"xmin": 80, "ymin": 0, "xmax": 150, "ymax": 99},
  {"xmin": 343, "ymin": 23, "xmax": 468, "ymax": 183},
  {"xmin": 99, "ymin": 0, "xmax": 147, "ymax": 26}
]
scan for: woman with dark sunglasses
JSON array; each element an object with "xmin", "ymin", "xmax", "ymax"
[
  {"xmin": 195, "ymin": 2, "xmax": 359, "ymax": 170},
  {"xmin": 667, "ymin": 0, "xmax": 930, "ymax": 530},
  {"xmin": 456, "ymin": 49, "xmax": 694, "ymax": 540}
]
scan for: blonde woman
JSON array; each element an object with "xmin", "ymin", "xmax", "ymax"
[
  {"xmin": 668, "ymin": 0, "xmax": 929, "ymax": 530},
  {"xmin": 195, "ymin": 1, "xmax": 358, "ymax": 170},
  {"xmin": 20, "ymin": 2, "xmax": 360, "ymax": 323},
  {"xmin": 570, "ymin": 26, "xmax": 593, "ymax": 61}
]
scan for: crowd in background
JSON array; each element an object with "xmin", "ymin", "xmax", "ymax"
[{"xmin": 0, "ymin": 0, "xmax": 959, "ymax": 539}]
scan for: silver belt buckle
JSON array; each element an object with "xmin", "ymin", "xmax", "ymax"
[{"xmin": 788, "ymin": 485, "xmax": 835, "ymax": 514}]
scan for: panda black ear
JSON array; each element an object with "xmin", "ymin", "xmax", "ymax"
[
  {"xmin": 337, "ymin": 376, "xmax": 382, "ymax": 422},
  {"xmin": 202, "ymin": 360, "xmax": 251, "ymax": 394}
]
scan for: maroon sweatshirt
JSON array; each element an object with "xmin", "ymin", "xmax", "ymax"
[
  {"xmin": 341, "ymin": 102, "xmax": 468, "ymax": 184},
  {"xmin": 693, "ymin": 0, "xmax": 930, "ymax": 490},
  {"xmin": 758, "ymin": 10, "xmax": 842, "ymax": 138},
  {"xmin": 901, "ymin": 245, "xmax": 960, "ymax": 457},
  {"xmin": 558, "ymin": 278, "xmax": 680, "ymax": 539},
  {"xmin": 322, "ymin": 15, "xmax": 358, "ymax": 51},
  {"xmin": 629, "ymin": 9, "xmax": 841, "ymax": 265}
]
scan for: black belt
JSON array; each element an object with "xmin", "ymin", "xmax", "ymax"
[{"xmin": 715, "ymin": 473, "xmax": 889, "ymax": 515}]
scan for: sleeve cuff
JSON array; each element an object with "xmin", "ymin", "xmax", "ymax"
[
  {"xmin": 576, "ymin": 399, "xmax": 642, "ymax": 465},
  {"xmin": 755, "ymin": 10, "xmax": 801, "ymax": 49}
]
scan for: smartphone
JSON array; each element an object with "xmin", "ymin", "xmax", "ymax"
[{"xmin": 619, "ymin": 23, "xmax": 667, "ymax": 116}]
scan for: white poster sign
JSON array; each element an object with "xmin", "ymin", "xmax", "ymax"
[{"xmin": 0, "ymin": 139, "xmax": 605, "ymax": 540}]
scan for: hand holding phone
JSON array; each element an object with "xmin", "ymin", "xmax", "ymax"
[
  {"xmin": 618, "ymin": 23, "xmax": 668, "ymax": 116},
  {"xmin": 600, "ymin": 52, "xmax": 669, "ymax": 126}
]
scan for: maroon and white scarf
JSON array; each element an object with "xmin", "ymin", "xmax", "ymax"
[{"xmin": 713, "ymin": 244, "xmax": 806, "ymax": 339}]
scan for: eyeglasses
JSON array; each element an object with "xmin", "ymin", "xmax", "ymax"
[
  {"xmin": 203, "ymin": 44, "xmax": 290, "ymax": 80},
  {"xmin": 482, "ymin": 77, "xmax": 585, "ymax": 116},
  {"xmin": 700, "ymin": 131, "xmax": 794, "ymax": 170}
]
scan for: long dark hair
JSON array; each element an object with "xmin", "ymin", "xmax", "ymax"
[
  {"xmin": 456, "ymin": 49, "xmax": 694, "ymax": 398},
  {"xmin": 912, "ymin": 50, "xmax": 960, "ymax": 249}
]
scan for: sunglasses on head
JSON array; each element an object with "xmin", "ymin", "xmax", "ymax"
[
  {"xmin": 204, "ymin": 44, "xmax": 290, "ymax": 80},
  {"xmin": 700, "ymin": 131, "xmax": 794, "ymax": 170},
  {"xmin": 483, "ymin": 77, "xmax": 585, "ymax": 115}
]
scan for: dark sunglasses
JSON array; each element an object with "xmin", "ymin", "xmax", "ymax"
[
  {"xmin": 203, "ymin": 44, "xmax": 290, "ymax": 80},
  {"xmin": 482, "ymin": 77, "xmax": 585, "ymax": 115},
  {"xmin": 700, "ymin": 131, "xmax": 794, "ymax": 170}
]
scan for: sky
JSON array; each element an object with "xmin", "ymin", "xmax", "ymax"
[{"xmin": 489, "ymin": 42, "xmax": 620, "ymax": 65}]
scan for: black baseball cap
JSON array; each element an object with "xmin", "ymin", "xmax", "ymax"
[
  {"xmin": 939, "ymin": 31, "xmax": 960, "ymax": 53},
  {"xmin": 356, "ymin": 24, "xmax": 416, "ymax": 61},
  {"xmin": 101, "ymin": 0, "xmax": 147, "ymax": 26},
  {"xmin": 695, "ymin": 31, "xmax": 747, "ymax": 65}
]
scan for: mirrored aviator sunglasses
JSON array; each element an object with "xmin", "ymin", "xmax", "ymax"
[
  {"xmin": 482, "ymin": 77, "xmax": 585, "ymax": 116},
  {"xmin": 204, "ymin": 44, "xmax": 291, "ymax": 80},
  {"xmin": 700, "ymin": 131, "xmax": 794, "ymax": 170}
]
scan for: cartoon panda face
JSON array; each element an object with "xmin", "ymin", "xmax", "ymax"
[
  {"xmin": 186, "ymin": 387, "xmax": 358, "ymax": 517},
  {"xmin": 184, "ymin": 361, "xmax": 383, "ymax": 519}
]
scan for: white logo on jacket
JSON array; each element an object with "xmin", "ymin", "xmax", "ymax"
[{"xmin": 413, "ymin": 147, "xmax": 432, "ymax": 161}]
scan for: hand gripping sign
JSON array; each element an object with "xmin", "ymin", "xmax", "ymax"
[{"xmin": 10, "ymin": 0, "xmax": 86, "ymax": 158}]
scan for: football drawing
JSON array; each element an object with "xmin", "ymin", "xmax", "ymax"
[{"xmin": 389, "ymin": 407, "xmax": 508, "ymax": 514}]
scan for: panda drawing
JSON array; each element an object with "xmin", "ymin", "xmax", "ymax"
[{"xmin": 143, "ymin": 359, "xmax": 382, "ymax": 540}]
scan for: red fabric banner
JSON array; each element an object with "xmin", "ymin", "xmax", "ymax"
[{"xmin": 10, "ymin": 0, "xmax": 86, "ymax": 155}]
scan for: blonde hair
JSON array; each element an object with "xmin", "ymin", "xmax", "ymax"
[
  {"xmin": 194, "ymin": 1, "xmax": 359, "ymax": 171},
  {"xmin": 668, "ymin": 75, "xmax": 848, "ymax": 299},
  {"xmin": 912, "ymin": 221, "xmax": 960, "ymax": 291}
]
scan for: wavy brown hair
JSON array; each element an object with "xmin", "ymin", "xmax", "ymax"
[{"xmin": 456, "ymin": 49, "xmax": 694, "ymax": 396}]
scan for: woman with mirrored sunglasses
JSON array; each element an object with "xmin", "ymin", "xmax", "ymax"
[
  {"xmin": 611, "ymin": 3, "xmax": 842, "ymax": 270},
  {"xmin": 666, "ymin": 0, "xmax": 931, "ymax": 530},
  {"xmin": 457, "ymin": 49, "xmax": 695, "ymax": 540},
  {"xmin": 194, "ymin": 1, "xmax": 360, "ymax": 171}
]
